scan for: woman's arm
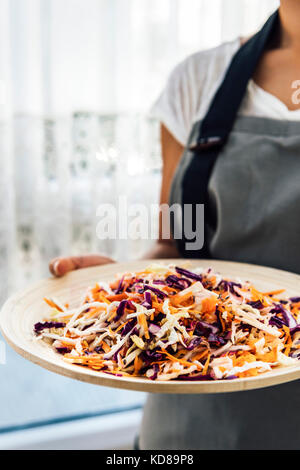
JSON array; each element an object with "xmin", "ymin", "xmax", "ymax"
[
  {"xmin": 142, "ymin": 124, "xmax": 184, "ymax": 259},
  {"xmin": 49, "ymin": 124, "xmax": 184, "ymax": 277}
]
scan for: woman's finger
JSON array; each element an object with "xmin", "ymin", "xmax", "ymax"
[{"xmin": 49, "ymin": 255, "xmax": 115, "ymax": 277}]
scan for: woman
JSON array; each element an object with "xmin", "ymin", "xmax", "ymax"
[{"xmin": 50, "ymin": 1, "xmax": 300, "ymax": 449}]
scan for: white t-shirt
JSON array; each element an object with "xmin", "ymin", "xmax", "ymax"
[{"xmin": 151, "ymin": 38, "xmax": 300, "ymax": 146}]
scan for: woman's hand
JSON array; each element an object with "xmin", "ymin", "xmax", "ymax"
[{"xmin": 49, "ymin": 254, "xmax": 115, "ymax": 277}]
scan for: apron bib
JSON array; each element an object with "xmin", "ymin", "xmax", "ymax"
[
  {"xmin": 139, "ymin": 9, "xmax": 300, "ymax": 450},
  {"xmin": 174, "ymin": 115, "xmax": 300, "ymax": 273},
  {"xmin": 139, "ymin": 115, "xmax": 300, "ymax": 450},
  {"xmin": 171, "ymin": 10, "xmax": 280, "ymax": 258}
]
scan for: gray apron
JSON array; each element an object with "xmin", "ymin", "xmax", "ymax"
[
  {"xmin": 139, "ymin": 11, "xmax": 300, "ymax": 450},
  {"xmin": 139, "ymin": 116, "xmax": 300, "ymax": 450}
]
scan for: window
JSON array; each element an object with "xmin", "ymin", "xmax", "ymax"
[{"xmin": 0, "ymin": 0, "xmax": 279, "ymax": 449}]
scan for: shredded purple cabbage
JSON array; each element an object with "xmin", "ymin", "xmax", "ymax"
[
  {"xmin": 270, "ymin": 304, "xmax": 297, "ymax": 328},
  {"xmin": 184, "ymin": 337, "xmax": 202, "ymax": 350},
  {"xmin": 148, "ymin": 363, "xmax": 160, "ymax": 380},
  {"xmin": 290, "ymin": 350, "xmax": 300, "ymax": 359},
  {"xmin": 115, "ymin": 300, "xmax": 129, "ymax": 321},
  {"xmin": 113, "ymin": 349, "xmax": 122, "ymax": 361},
  {"xmin": 127, "ymin": 300, "xmax": 135, "ymax": 310},
  {"xmin": 165, "ymin": 275, "xmax": 192, "ymax": 291},
  {"xmin": 121, "ymin": 319, "xmax": 136, "ymax": 336},
  {"xmin": 144, "ymin": 285, "xmax": 168, "ymax": 300},
  {"xmin": 34, "ymin": 321, "xmax": 66, "ymax": 334},
  {"xmin": 194, "ymin": 320, "xmax": 219, "ymax": 337},
  {"xmin": 104, "ymin": 371, "xmax": 123, "ymax": 377},
  {"xmin": 219, "ymin": 280, "xmax": 242, "ymax": 296},
  {"xmin": 141, "ymin": 291, "xmax": 153, "ymax": 310},
  {"xmin": 290, "ymin": 326, "xmax": 300, "ymax": 336},
  {"xmin": 176, "ymin": 373, "xmax": 214, "ymax": 381},
  {"xmin": 247, "ymin": 300, "xmax": 264, "ymax": 309},
  {"xmin": 207, "ymin": 333, "xmax": 226, "ymax": 346},
  {"xmin": 56, "ymin": 347, "xmax": 69, "ymax": 354},
  {"xmin": 269, "ymin": 316, "xmax": 285, "ymax": 328},
  {"xmin": 114, "ymin": 276, "xmax": 124, "ymax": 294},
  {"xmin": 141, "ymin": 350, "xmax": 163, "ymax": 364},
  {"xmin": 152, "ymin": 280, "xmax": 166, "ymax": 286},
  {"xmin": 175, "ymin": 267, "xmax": 203, "ymax": 282}
]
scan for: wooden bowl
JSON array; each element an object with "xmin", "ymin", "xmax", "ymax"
[{"xmin": 1, "ymin": 259, "xmax": 300, "ymax": 394}]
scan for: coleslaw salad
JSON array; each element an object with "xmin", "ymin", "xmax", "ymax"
[{"xmin": 34, "ymin": 264, "xmax": 300, "ymax": 381}]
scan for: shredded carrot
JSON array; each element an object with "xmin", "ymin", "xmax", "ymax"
[
  {"xmin": 138, "ymin": 313, "xmax": 149, "ymax": 339},
  {"xmin": 107, "ymin": 293, "xmax": 128, "ymax": 302},
  {"xmin": 101, "ymin": 341, "xmax": 111, "ymax": 354},
  {"xmin": 43, "ymin": 298, "xmax": 63, "ymax": 312},
  {"xmin": 38, "ymin": 264, "xmax": 300, "ymax": 382},
  {"xmin": 263, "ymin": 289, "xmax": 286, "ymax": 297},
  {"xmin": 115, "ymin": 320, "xmax": 131, "ymax": 334},
  {"xmin": 160, "ymin": 349, "xmax": 195, "ymax": 368},
  {"xmin": 170, "ymin": 292, "xmax": 193, "ymax": 306},
  {"xmin": 98, "ymin": 293, "xmax": 111, "ymax": 304},
  {"xmin": 134, "ymin": 355, "xmax": 143, "ymax": 374},
  {"xmin": 201, "ymin": 297, "xmax": 217, "ymax": 315},
  {"xmin": 202, "ymin": 354, "xmax": 211, "ymax": 375}
]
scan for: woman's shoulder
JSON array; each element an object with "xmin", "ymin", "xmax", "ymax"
[
  {"xmin": 151, "ymin": 39, "xmax": 240, "ymax": 146},
  {"xmin": 167, "ymin": 38, "xmax": 241, "ymax": 123},
  {"xmin": 182, "ymin": 38, "xmax": 240, "ymax": 65},
  {"xmin": 174, "ymin": 38, "xmax": 240, "ymax": 91}
]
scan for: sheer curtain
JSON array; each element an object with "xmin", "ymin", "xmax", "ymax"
[{"xmin": 0, "ymin": 0, "xmax": 279, "ymax": 304}]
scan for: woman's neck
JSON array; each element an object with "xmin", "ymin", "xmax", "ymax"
[{"xmin": 279, "ymin": 0, "xmax": 300, "ymax": 49}]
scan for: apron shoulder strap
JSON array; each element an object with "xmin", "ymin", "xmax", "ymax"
[
  {"xmin": 177, "ymin": 9, "xmax": 279, "ymax": 258},
  {"xmin": 190, "ymin": 10, "xmax": 279, "ymax": 151}
]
